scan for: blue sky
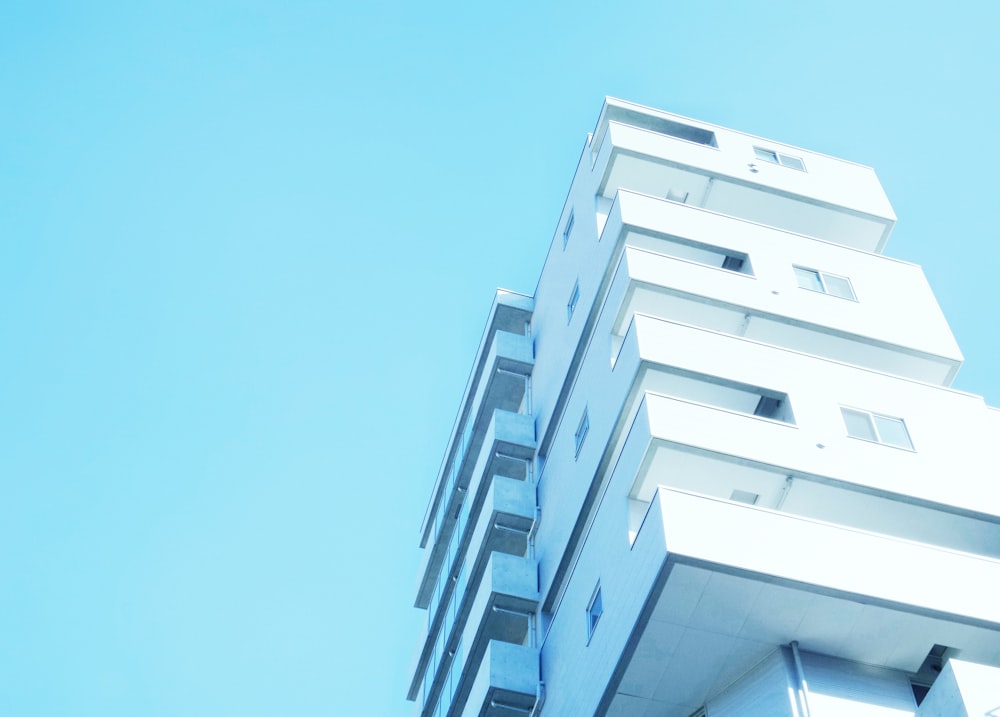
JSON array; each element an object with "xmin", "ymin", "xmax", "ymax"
[{"xmin": 2, "ymin": 2, "xmax": 999, "ymax": 715}]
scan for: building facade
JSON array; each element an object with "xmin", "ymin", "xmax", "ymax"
[{"xmin": 407, "ymin": 99, "xmax": 1000, "ymax": 717}]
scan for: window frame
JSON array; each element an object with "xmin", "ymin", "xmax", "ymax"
[
  {"xmin": 840, "ymin": 407, "xmax": 914, "ymax": 451},
  {"xmin": 567, "ymin": 280, "xmax": 580, "ymax": 323},
  {"xmin": 754, "ymin": 146, "xmax": 807, "ymax": 171},
  {"xmin": 586, "ymin": 583, "xmax": 603, "ymax": 643},
  {"xmin": 793, "ymin": 266, "xmax": 857, "ymax": 301},
  {"xmin": 562, "ymin": 211, "xmax": 575, "ymax": 249},
  {"xmin": 574, "ymin": 408, "xmax": 590, "ymax": 459}
]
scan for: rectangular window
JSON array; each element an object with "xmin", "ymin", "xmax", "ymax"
[
  {"xmin": 562, "ymin": 211, "xmax": 575, "ymax": 249},
  {"xmin": 574, "ymin": 409, "xmax": 589, "ymax": 458},
  {"xmin": 721, "ymin": 255, "xmax": 745, "ymax": 272},
  {"xmin": 753, "ymin": 396, "xmax": 784, "ymax": 419},
  {"xmin": 567, "ymin": 281, "xmax": 580, "ymax": 323},
  {"xmin": 841, "ymin": 407, "xmax": 914, "ymax": 450},
  {"xmin": 754, "ymin": 146, "xmax": 806, "ymax": 171},
  {"xmin": 794, "ymin": 266, "xmax": 856, "ymax": 300},
  {"xmin": 730, "ymin": 489, "xmax": 759, "ymax": 505},
  {"xmin": 586, "ymin": 583, "xmax": 603, "ymax": 642}
]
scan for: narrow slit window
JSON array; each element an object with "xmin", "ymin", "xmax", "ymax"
[
  {"xmin": 586, "ymin": 583, "xmax": 603, "ymax": 642},
  {"xmin": 841, "ymin": 407, "xmax": 914, "ymax": 450},
  {"xmin": 574, "ymin": 409, "xmax": 590, "ymax": 458},
  {"xmin": 562, "ymin": 211, "xmax": 574, "ymax": 249},
  {"xmin": 567, "ymin": 281, "xmax": 580, "ymax": 322}
]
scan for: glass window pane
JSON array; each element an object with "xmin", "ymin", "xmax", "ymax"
[
  {"xmin": 574, "ymin": 411, "xmax": 590, "ymax": 457},
  {"xmin": 842, "ymin": 408, "xmax": 878, "ymax": 441},
  {"xmin": 874, "ymin": 415, "xmax": 913, "ymax": 449},
  {"xmin": 567, "ymin": 282, "xmax": 580, "ymax": 322},
  {"xmin": 794, "ymin": 267, "xmax": 824, "ymax": 292},
  {"xmin": 823, "ymin": 274, "xmax": 856, "ymax": 300},
  {"xmin": 587, "ymin": 587, "xmax": 603, "ymax": 638},
  {"xmin": 780, "ymin": 154, "xmax": 805, "ymax": 170},
  {"xmin": 754, "ymin": 147, "xmax": 778, "ymax": 163}
]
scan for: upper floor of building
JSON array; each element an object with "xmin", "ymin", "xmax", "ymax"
[
  {"xmin": 589, "ymin": 98, "xmax": 896, "ymax": 251},
  {"xmin": 408, "ymin": 98, "xmax": 997, "ymax": 717}
]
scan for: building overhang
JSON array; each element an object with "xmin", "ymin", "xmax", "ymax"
[{"xmin": 601, "ymin": 487, "xmax": 1000, "ymax": 716}]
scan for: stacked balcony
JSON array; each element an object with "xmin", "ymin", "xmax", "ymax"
[
  {"xmin": 609, "ymin": 314, "xmax": 1000, "ymax": 554},
  {"xmin": 411, "ymin": 291, "xmax": 541, "ymax": 717},
  {"xmin": 601, "ymin": 189, "xmax": 962, "ymax": 385}
]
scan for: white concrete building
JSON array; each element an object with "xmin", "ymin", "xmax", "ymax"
[{"xmin": 408, "ymin": 99, "xmax": 1000, "ymax": 717}]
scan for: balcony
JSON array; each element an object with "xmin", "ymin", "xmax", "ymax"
[
  {"xmin": 590, "ymin": 99, "xmax": 896, "ymax": 251},
  {"xmin": 602, "ymin": 488, "xmax": 1000, "ymax": 717},
  {"xmin": 410, "ymin": 474, "xmax": 535, "ymax": 701},
  {"xmin": 601, "ymin": 190, "xmax": 962, "ymax": 385},
  {"xmin": 416, "ymin": 409, "xmax": 535, "ymax": 608},
  {"xmin": 416, "ymin": 326, "xmax": 535, "ymax": 605},
  {"xmin": 419, "ymin": 292, "xmax": 533, "ymax": 549},
  {"xmin": 613, "ymin": 375, "xmax": 1000, "ymax": 558},
  {"xmin": 460, "ymin": 641, "xmax": 539, "ymax": 717},
  {"xmin": 419, "ymin": 552, "xmax": 540, "ymax": 717}
]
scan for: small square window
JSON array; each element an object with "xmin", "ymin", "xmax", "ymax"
[
  {"xmin": 779, "ymin": 154, "xmax": 805, "ymax": 171},
  {"xmin": 562, "ymin": 211, "xmax": 575, "ymax": 249},
  {"xmin": 586, "ymin": 583, "xmax": 603, "ymax": 642},
  {"xmin": 567, "ymin": 281, "xmax": 580, "ymax": 323},
  {"xmin": 721, "ymin": 255, "xmax": 745, "ymax": 272},
  {"xmin": 822, "ymin": 273, "xmax": 855, "ymax": 300},
  {"xmin": 841, "ymin": 407, "xmax": 913, "ymax": 450},
  {"xmin": 754, "ymin": 147, "xmax": 778, "ymax": 163},
  {"xmin": 794, "ymin": 266, "xmax": 856, "ymax": 300},
  {"xmin": 730, "ymin": 489, "xmax": 759, "ymax": 505},
  {"xmin": 793, "ymin": 267, "xmax": 824, "ymax": 292},
  {"xmin": 754, "ymin": 146, "xmax": 806, "ymax": 171},
  {"xmin": 574, "ymin": 409, "xmax": 589, "ymax": 458}
]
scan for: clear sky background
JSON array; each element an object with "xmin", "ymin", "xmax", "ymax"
[{"xmin": 2, "ymin": 1, "xmax": 999, "ymax": 715}]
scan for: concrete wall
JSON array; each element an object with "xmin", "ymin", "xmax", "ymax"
[{"xmin": 917, "ymin": 659, "xmax": 1000, "ymax": 717}]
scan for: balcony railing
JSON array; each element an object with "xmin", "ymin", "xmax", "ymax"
[
  {"xmin": 416, "ymin": 474, "xmax": 534, "ymax": 691},
  {"xmin": 418, "ymin": 552, "xmax": 539, "ymax": 717},
  {"xmin": 416, "ymin": 328, "xmax": 534, "ymax": 609},
  {"xmin": 600, "ymin": 189, "xmax": 961, "ymax": 385}
]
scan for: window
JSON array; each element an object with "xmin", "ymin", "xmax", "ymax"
[
  {"xmin": 586, "ymin": 583, "xmax": 603, "ymax": 642},
  {"xmin": 574, "ymin": 409, "xmax": 590, "ymax": 458},
  {"xmin": 721, "ymin": 255, "xmax": 745, "ymax": 272},
  {"xmin": 562, "ymin": 211, "xmax": 575, "ymax": 249},
  {"xmin": 753, "ymin": 395, "xmax": 784, "ymax": 419},
  {"xmin": 754, "ymin": 146, "xmax": 806, "ymax": 171},
  {"xmin": 567, "ymin": 281, "xmax": 580, "ymax": 322},
  {"xmin": 730, "ymin": 490, "xmax": 759, "ymax": 505},
  {"xmin": 841, "ymin": 407, "xmax": 914, "ymax": 450},
  {"xmin": 794, "ymin": 266, "xmax": 856, "ymax": 300}
]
